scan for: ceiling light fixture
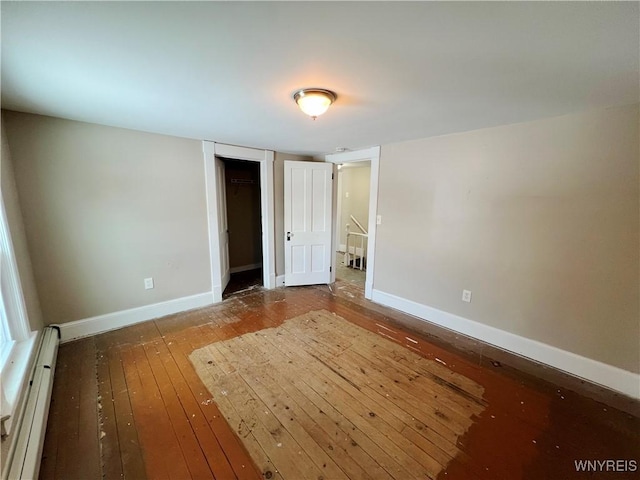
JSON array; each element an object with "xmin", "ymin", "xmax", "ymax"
[{"xmin": 293, "ymin": 88, "xmax": 337, "ymax": 120}]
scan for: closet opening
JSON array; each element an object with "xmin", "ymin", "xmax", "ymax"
[{"xmin": 220, "ymin": 158, "xmax": 263, "ymax": 298}]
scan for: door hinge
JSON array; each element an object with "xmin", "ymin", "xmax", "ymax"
[
  {"xmin": 330, "ymin": 266, "xmax": 332, "ymax": 272},
  {"xmin": 332, "ymin": 173, "xmax": 334, "ymax": 180}
]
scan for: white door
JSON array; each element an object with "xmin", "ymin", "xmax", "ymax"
[
  {"xmin": 284, "ymin": 161, "xmax": 334, "ymax": 286},
  {"xmin": 216, "ymin": 158, "xmax": 230, "ymax": 292}
]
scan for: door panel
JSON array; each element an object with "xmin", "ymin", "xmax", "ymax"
[
  {"xmin": 216, "ymin": 158, "xmax": 230, "ymax": 292},
  {"xmin": 311, "ymin": 244, "xmax": 325, "ymax": 272},
  {"xmin": 311, "ymin": 169, "xmax": 329, "ymax": 231},
  {"xmin": 284, "ymin": 161, "xmax": 333, "ymax": 286}
]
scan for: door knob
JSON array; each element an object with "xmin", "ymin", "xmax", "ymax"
[{"xmin": 287, "ymin": 232, "xmax": 293, "ymax": 241}]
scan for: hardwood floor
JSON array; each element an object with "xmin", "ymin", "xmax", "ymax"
[
  {"xmin": 190, "ymin": 309, "xmax": 486, "ymax": 480},
  {"xmin": 40, "ymin": 285, "xmax": 639, "ymax": 480},
  {"xmin": 223, "ymin": 269, "xmax": 263, "ymax": 299}
]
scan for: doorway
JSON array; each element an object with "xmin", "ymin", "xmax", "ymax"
[
  {"xmin": 335, "ymin": 161, "xmax": 371, "ymax": 290},
  {"xmin": 203, "ymin": 142, "xmax": 275, "ymax": 303},
  {"xmin": 221, "ymin": 158, "xmax": 263, "ymax": 298},
  {"xmin": 326, "ymin": 147, "xmax": 381, "ymax": 300}
]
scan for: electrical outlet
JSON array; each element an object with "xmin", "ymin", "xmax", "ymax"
[
  {"xmin": 144, "ymin": 277, "xmax": 154, "ymax": 290},
  {"xmin": 376, "ymin": 215, "xmax": 382, "ymax": 225},
  {"xmin": 345, "ymin": 191, "xmax": 350, "ymax": 198},
  {"xmin": 462, "ymin": 289, "xmax": 472, "ymax": 303}
]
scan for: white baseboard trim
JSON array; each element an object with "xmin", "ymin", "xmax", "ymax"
[
  {"xmin": 276, "ymin": 275, "xmax": 285, "ymax": 287},
  {"xmin": 229, "ymin": 263, "xmax": 262, "ymax": 274},
  {"xmin": 371, "ymin": 289, "xmax": 640, "ymax": 399},
  {"xmin": 338, "ymin": 244, "xmax": 346, "ymax": 253},
  {"xmin": 58, "ymin": 292, "xmax": 214, "ymax": 343}
]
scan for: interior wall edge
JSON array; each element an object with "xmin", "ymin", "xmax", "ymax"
[
  {"xmin": 57, "ymin": 291, "xmax": 214, "ymax": 343},
  {"xmin": 371, "ymin": 288, "xmax": 640, "ymax": 399}
]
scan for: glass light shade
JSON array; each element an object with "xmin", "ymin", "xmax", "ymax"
[{"xmin": 293, "ymin": 89, "xmax": 337, "ymax": 118}]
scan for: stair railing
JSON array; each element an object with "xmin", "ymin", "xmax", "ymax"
[{"xmin": 344, "ymin": 215, "xmax": 368, "ymax": 271}]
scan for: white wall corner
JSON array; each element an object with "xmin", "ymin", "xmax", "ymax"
[
  {"xmin": 371, "ymin": 289, "xmax": 640, "ymax": 399},
  {"xmin": 58, "ymin": 292, "xmax": 214, "ymax": 343}
]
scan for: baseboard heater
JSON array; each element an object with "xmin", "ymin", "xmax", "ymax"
[{"xmin": 4, "ymin": 326, "xmax": 59, "ymax": 480}]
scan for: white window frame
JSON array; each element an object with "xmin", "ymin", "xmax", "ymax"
[
  {"xmin": 0, "ymin": 288, "xmax": 14, "ymax": 371},
  {"xmin": 0, "ymin": 195, "xmax": 37, "ymax": 437},
  {"xmin": 1, "ymin": 197, "xmax": 31, "ymax": 345}
]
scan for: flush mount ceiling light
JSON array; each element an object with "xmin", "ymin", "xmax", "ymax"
[{"xmin": 293, "ymin": 88, "xmax": 337, "ymax": 120}]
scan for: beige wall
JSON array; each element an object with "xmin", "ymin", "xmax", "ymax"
[
  {"xmin": 1, "ymin": 116, "xmax": 43, "ymax": 332},
  {"xmin": 339, "ymin": 163, "xmax": 371, "ymax": 248},
  {"xmin": 224, "ymin": 160, "xmax": 262, "ymax": 269},
  {"xmin": 3, "ymin": 111, "xmax": 210, "ymax": 325},
  {"xmin": 375, "ymin": 104, "xmax": 639, "ymax": 373},
  {"xmin": 273, "ymin": 152, "xmax": 313, "ymax": 276}
]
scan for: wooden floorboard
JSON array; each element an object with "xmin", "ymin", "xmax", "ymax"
[
  {"xmin": 104, "ymin": 346, "xmax": 147, "ymax": 480},
  {"xmin": 96, "ymin": 347, "xmax": 124, "ymax": 480},
  {"xmin": 275, "ymin": 315, "xmax": 469, "ymax": 447},
  {"xmin": 53, "ymin": 342, "xmax": 80, "ymax": 480},
  {"xmin": 77, "ymin": 338, "xmax": 101, "ymax": 479},
  {"xmin": 141, "ymin": 341, "xmax": 216, "ymax": 480},
  {"xmin": 282, "ymin": 312, "xmax": 480, "ymax": 427},
  {"xmin": 241, "ymin": 333, "xmax": 411, "ymax": 480},
  {"xmin": 149, "ymin": 339, "xmax": 239, "ymax": 480},
  {"xmin": 168, "ymin": 328, "xmax": 267, "ymax": 480},
  {"xmin": 40, "ymin": 284, "xmax": 640, "ymax": 480},
  {"xmin": 130, "ymin": 343, "xmax": 194, "ymax": 480},
  {"xmin": 190, "ymin": 310, "xmax": 484, "ymax": 479},
  {"xmin": 43, "ymin": 339, "xmax": 101, "ymax": 480},
  {"xmin": 254, "ymin": 337, "xmax": 430, "ymax": 480},
  {"xmin": 119, "ymin": 346, "xmax": 170, "ymax": 480}
]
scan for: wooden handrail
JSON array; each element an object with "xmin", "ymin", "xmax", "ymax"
[{"xmin": 349, "ymin": 215, "xmax": 367, "ymax": 234}]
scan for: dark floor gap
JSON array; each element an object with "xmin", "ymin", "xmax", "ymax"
[{"xmin": 223, "ymin": 268, "xmax": 263, "ymax": 299}]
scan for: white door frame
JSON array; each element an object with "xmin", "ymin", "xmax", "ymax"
[
  {"xmin": 325, "ymin": 146, "xmax": 381, "ymax": 300},
  {"xmin": 203, "ymin": 141, "xmax": 275, "ymax": 302}
]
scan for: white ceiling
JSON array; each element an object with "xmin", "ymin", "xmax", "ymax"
[{"xmin": 1, "ymin": 2, "xmax": 638, "ymax": 156}]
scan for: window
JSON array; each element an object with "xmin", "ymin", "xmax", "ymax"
[
  {"xmin": 0, "ymin": 194, "xmax": 37, "ymax": 436},
  {"xmin": 0, "ymin": 196, "xmax": 30, "ymax": 365},
  {"xmin": 0, "ymin": 281, "xmax": 14, "ymax": 370}
]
